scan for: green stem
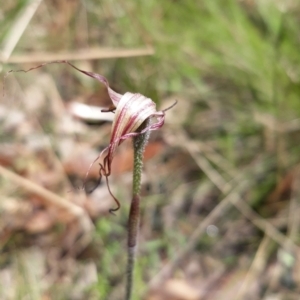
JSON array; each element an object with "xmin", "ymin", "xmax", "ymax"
[{"xmin": 125, "ymin": 119, "xmax": 150, "ymax": 300}]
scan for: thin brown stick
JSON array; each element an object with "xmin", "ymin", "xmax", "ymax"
[
  {"xmin": 0, "ymin": 164, "xmax": 93, "ymax": 235},
  {"xmin": 235, "ymin": 236, "xmax": 272, "ymax": 300},
  {"xmin": 2, "ymin": 47, "xmax": 155, "ymax": 64}
]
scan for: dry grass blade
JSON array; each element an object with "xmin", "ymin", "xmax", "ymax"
[
  {"xmin": 233, "ymin": 199, "xmax": 298, "ymax": 253},
  {"xmin": 0, "ymin": 164, "xmax": 93, "ymax": 238},
  {"xmin": 234, "ymin": 236, "xmax": 272, "ymax": 300},
  {"xmin": 184, "ymin": 141, "xmax": 229, "ymax": 192},
  {"xmin": 3, "ymin": 47, "xmax": 155, "ymax": 64},
  {"xmin": 287, "ymin": 166, "xmax": 300, "ymax": 241},
  {"xmin": 0, "ymin": 0, "xmax": 43, "ymax": 68},
  {"xmin": 196, "ymin": 141, "xmax": 237, "ymax": 179},
  {"xmin": 166, "ymin": 128, "xmax": 233, "ymax": 193}
]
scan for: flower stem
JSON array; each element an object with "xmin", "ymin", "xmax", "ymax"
[{"xmin": 126, "ymin": 119, "xmax": 150, "ymax": 300}]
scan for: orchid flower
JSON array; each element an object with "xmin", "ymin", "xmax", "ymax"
[
  {"xmin": 8, "ymin": 61, "xmax": 176, "ymax": 213},
  {"xmin": 47, "ymin": 63, "xmax": 174, "ymax": 211},
  {"xmin": 58, "ymin": 62, "xmax": 177, "ymax": 212},
  {"xmin": 68, "ymin": 66, "xmax": 164, "ymax": 168}
]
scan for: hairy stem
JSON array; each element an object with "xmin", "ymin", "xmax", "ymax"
[{"xmin": 126, "ymin": 119, "xmax": 150, "ymax": 300}]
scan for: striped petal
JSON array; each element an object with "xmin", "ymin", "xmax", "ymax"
[
  {"xmin": 58, "ymin": 62, "xmax": 167, "ymax": 177},
  {"xmin": 106, "ymin": 92, "xmax": 158, "ymax": 162}
]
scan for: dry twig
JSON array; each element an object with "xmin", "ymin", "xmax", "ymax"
[
  {"xmin": 0, "ymin": 164, "xmax": 93, "ymax": 245},
  {"xmin": 2, "ymin": 47, "xmax": 155, "ymax": 64}
]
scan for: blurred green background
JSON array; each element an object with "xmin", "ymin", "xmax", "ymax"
[{"xmin": 1, "ymin": 0, "xmax": 300, "ymax": 299}]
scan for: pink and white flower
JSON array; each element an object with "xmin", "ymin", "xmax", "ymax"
[
  {"xmin": 65, "ymin": 63, "xmax": 174, "ymax": 179},
  {"xmin": 10, "ymin": 60, "xmax": 175, "ymax": 212}
]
